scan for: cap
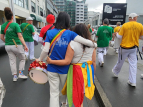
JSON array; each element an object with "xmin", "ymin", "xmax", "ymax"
[
  {"xmin": 26, "ymin": 17, "xmax": 33, "ymax": 21},
  {"xmin": 46, "ymin": 14, "xmax": 55, "ymax": 24},
  {"xmin": 129, "ymin": 13, "xmax": 139, "ymax": 19}
]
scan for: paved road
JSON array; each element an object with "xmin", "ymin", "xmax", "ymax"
[
  {"xmin": 0, "ymin": 44, "xmax": 99, "ymax": 107},
  {"xmin": 95, "ymin": 47, "xmax": 143, "ymax": 107}
]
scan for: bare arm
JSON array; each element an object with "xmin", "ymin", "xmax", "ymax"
[
  {"xmin": 38, "ymin": 42, "xmax": 50, "ymax": 61},
  {"xmin": 47, "ymin": 44, "xmax": 74, "ymax": 65},
  {"xmin": 1, "ymin": 34, "xmax": 5, "ymax": 42},
  {"xmin": 139, "ymin": 36, "xmax": 143, "ymax": 40},
  {"xmin": 92, "ymin": 49, "xmax": 96, "ymax": 73},
  {"xmin": 32, "ymin": 32, "xmax": 35, "ymax": 36},
  {"xmin": 17, "ymin": 33, "xmax": 28, "ymax": 51}
]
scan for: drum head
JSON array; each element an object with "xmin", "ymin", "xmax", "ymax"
[{"xmin": 29, "ymin": 69, "xmax": 48, "ymax": 84}]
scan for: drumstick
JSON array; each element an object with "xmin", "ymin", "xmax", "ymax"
[
  {"xmin": 39, "ymin": 61, "xmax": 42, "ymax": 66},
  {"xmin": 12, "ymin": 39, "xmax": 18, "ymax": 48}
]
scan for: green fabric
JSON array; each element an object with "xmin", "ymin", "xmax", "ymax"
[
  {"xmin": 89, "ymin": 28, "xmax": 92, "ymax": 33},
  {"xmin": 108, "ymin": 26, "xmax": 114, "ymax": 40},
  {"xmin": 67, "ymin": 65, "xmax": 73, "ymax": 107},
  {"xmin": 1, "ymin": 21, "xmax": 22, "ymax": 45},
  {"xmin": 20, "ymin": 23, "xmax": 35, "ymax": 42},
  {"xmin": 96, "ymin": 26, "xmax": 112, "ymax": 47}
]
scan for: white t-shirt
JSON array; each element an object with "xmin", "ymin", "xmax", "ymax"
[{"xmin": 70, "ymin": 41, "xmax": 95, "ymax": 64}]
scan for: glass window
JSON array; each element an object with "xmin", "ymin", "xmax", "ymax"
[
  {"xmin": 37, "ymin": 6, "xmax": 39, "ymax": 15},
  {"xmin": 13, "ymin": 0, "xmax": 24, "ymax": 8},
  {"xmin": 25, "ymin": 0, "xmax": 28, "ymax": 10},
  {"xmin": 40, "ymin": 8, "xmax": 43, "ymax": 17},
  {"xmin": 31, "ymin": 1, "xmax": 36, "ymax": 13}
]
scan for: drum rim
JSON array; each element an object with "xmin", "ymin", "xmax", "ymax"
[{"xmin": 28, "ymin": 68, "xmax": 48, "ymax": 84}]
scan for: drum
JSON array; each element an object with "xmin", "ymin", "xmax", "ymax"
[{"xmin": 28, "ymin": 61, "xmax": 48, "ymax": 84}]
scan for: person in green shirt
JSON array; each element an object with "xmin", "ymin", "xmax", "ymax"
[
  {"xmin": 96, "ymin": 18, "xmax": 112, "ymax": 67},
  {"xmin": 20, "ymin": 17, "xmax": 35, "ymax": 60},
  {"xmin": 88, "ymin": 24, "xmax": 92, "ymax": 33},
  {"xmin": 1, "ymin": 7, "xmax": 28, "ymax": 81}
]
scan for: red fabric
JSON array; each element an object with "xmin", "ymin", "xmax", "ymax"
[
  {"xmin": 46, "ymin": 14, "xmax": 55, "ymax": 24},
  {"xmin": 92, "ymin": 28, "xmax": 94, "ymax": 31},
  {"xmin": 39, "ymin": 24, "xmax": 55, "ymax": 45},
  {"xmin": 73, "ymin": 65, "xmax": 84, "ymax": 107},
  {"xmin": 4, "ymin": 21, "xmax": 12, "ymax": 34}
]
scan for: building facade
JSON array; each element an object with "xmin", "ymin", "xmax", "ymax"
[
  {"xmin": 75, "ymin": 0, "xmax": 85, "ymax": 24},
  {"xmin": 46, "ymin": 0, "xmax": 58, "ymax": 20},
  {"xmin": 0, "ymin": 0, "xmax": 46, "ymax": 28},
  {"xmin": 52, "ymin": 0, "xmax": 66, "ymax": 12},
  {"xmin": 65, "ymin": 0, "xmax": 76, "ymax": 27},
  {"xmin": 84, "ymin": 4, "xmax": 88, "ymax": 22}
]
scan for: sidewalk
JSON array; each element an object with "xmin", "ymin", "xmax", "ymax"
[{"xmin": 95, "ymin": 47, "xmax": 143, "ymax": 107}]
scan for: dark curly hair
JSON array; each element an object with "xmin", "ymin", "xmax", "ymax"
[{"xmin": 4, "ymin": 7, "xmax": 13, "ymax": 20}]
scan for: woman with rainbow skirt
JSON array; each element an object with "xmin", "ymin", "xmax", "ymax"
[{"xmin": 47, "ymin": 23, "xmax": 96, "ymax": 107}]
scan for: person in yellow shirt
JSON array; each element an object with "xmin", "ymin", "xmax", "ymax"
[
  {"xmin": 114, "ymin": 22, "xmax": 121, "ymax": 53},
  {"xmin": 112, "ymin": 13, "xmax": 143, "ymax": 87}
]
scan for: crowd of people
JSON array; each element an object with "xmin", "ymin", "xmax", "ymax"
[{"xmin": 1, "ymin": 6, "xmax": 143, "ymax": 107}]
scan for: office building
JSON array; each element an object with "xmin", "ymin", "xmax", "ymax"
[
  {"xmin": 52, "ymin": 0, "xmax": 66, "ymax": 12},
  {"xmin": 46, "ymin": 0, "xmax": 58, "ymax": 20},
  {"xmin": 65, "ymin": 0, "xmax": 76, "ymax": 27},
  {"xmin": 84, "ymin": 4, "xmax": 88, "ymax": 22},
  {"xmin": 75, "ymin": 0, "xmax": 85, "ymax": 24}
]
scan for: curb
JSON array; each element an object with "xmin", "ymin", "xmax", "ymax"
[{"xmin": 94, "ymin": 76, "xmax": 112, "ymax": 107}]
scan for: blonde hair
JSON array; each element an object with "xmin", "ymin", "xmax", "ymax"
[{"xmin": 87, "ymin": 24, "xmax": 91, "ymax": 28}]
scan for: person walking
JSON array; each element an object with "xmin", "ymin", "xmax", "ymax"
[
  {"xmin": 1, "ymin": 7, "xmax": 28, "ymax": 81},
  {"xmin": 20, "ymin": 17, "xmax": 35, "ymax": 60},
  {"xmin": 96, "ymin": 18, "xmax": 112, "ymax": 67},
  {"xmin": 36, "ymin": 12, "xmax": 97, "ymax": 107},
  {"xmin": 114, "ymin": 22, "xmax": 122, "ymax": 53},
  {"xmin": 87, "ymin": 24, "xmax": 92, "ymax": 34},
  {"xmin": 112, "ymin": 13, "xmax": 143, "ymax": 87},
  {"xmin": 39, "ymin": 14, "xmax": 55, "ymax": 46}
]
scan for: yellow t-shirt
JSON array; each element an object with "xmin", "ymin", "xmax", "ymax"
[
  {"xmin": 119, "ymin": 21, "xmax": 143, "ymax": 48},
  {"xmin": 114, "ymin": 26, "xmax": 121, "ymax": 33}
]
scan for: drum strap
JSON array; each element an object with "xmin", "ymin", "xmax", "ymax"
[
  {"xmin": 22, "ymin": 24, "xmax": 30, "ymax": 33},
  {"xmin": 4, "ymin": 21, "xmax": 12, "ymax": 34},
  {"xmin": 48, "ymin": 29, "xmax": 66, "ymax": 57}
]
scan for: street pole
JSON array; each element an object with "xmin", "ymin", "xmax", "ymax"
[{"xmin": 9, "ymin": 0, "xmax": 16, "ymax": 22}]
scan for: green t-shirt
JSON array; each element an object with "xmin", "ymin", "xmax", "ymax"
[
  {"xmin": 1, "ymin": 21, "xmax": 22, "ymax": 45},
  {"xmin": 89, "ymin": 28, "xmax": 92, "ymax": 33},
  {"xmin": 20, "ymin": 23, "xmax": 35, "ymax": 42},
  {"xmin": 96, "ymin": 26, "xmax": 112, "ymax": 47},
  {"xmin": 108, "ymin": 26, "xmax": 114, "ymax": 40}
]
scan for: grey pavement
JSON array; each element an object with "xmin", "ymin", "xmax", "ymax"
[
  {"xmin": 95, "ymin": 46, "xmax": 143, "ymax": 107},
  {"xmin": 0, "ymin": 44, "xmax": 99, "ymax": 107}
]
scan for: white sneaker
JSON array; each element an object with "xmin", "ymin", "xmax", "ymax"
[
  {"xmin": 141, "ymin": 74, "xmax": 143, "ymax": 78},
  {"xmin": 13, "ymin": 75, "xmax": 18, "ymax": 82},
  {"xmin": 112, "ymin": 69, "xmax": 118, "ymax": 77},
  {"xmin": 61, "ymin": 103, "xmax": 67, "ymax": 107},
  {"xmin": 18, "ymin": 74, "xmax": 28, "ymax": 79},
  {"xmin": 127, "ymin": 80, "xmax": 136, "ymax": 87},
  {"xmin": 115, "ymin": 51, "xmax": 118, "ymax": 54},
  {"xmin": 30, "ymin": 57, "xmax": 35, "ymax": 60},
  {"xmin": 100, "ymin": 62, "xmax": 104, "ymax": 67}
]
